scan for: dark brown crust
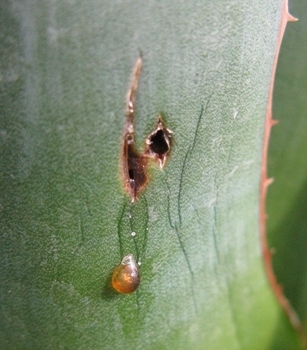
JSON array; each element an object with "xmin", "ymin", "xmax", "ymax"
[
  {"xmin": 260, "ymin": 0, "xmax": 306, "ymax": 345},
  {"xmin": 121, "ymin": 57, "xmax": 148, "ymax": 202},
  {"xmin": 122, "ymin": 137, "xmax": 148, "ymax": 202},
  {"xmin": 120, "ymin": 59, "xmax": 172, "ymax": 201}
]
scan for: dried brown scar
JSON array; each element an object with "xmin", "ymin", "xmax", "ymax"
[
  {"xmin": 121, "ymin": 57, "xmax": 148, "ymax": 202},
  {"xmin": 122, "ymin": 136, "xmax": 148, "ymax": 203},
  {"xmin": 121, "ymin": 57, "xmax": 172, "ymax": 202},
  {"xmin": 145, "ymin": 115, "xmax": 172, "ymax": 168}
]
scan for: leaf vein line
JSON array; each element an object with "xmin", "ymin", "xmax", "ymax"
[
  {"xmin": 175, "ymin": 224, "xmax": 197, "ymax": 313},
  {"xmin": 117, "ymin": 197, "xmax": 127, "ymax": 258}
]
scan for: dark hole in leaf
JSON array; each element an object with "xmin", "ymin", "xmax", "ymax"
[
  {"xmin": 149, "ymin": 130, "xmax": 169, "ymax": 155},
  {"xmin": 129, "ymin": 169, "xmax": 134, "ymax": 180},
  {"xmin": 122, "ymin": 141, "xmax": 148, "ymax": 202},
  {"xmin": 145, "ymin": 117, "xmax": 172, "ymax": 168}
]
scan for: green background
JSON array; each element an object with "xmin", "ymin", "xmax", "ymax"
[{"xmin": 0, "ymin": 0, "xmax": 305, "ymax": 349}]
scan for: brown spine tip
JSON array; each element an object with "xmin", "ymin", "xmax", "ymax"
[
  {"xmin": 287, "ymin": 13, "xmax": 298, "ymax": 22},
  {"xmin": 270, "ymin": 119, "xmax": 279, "ymax": 126},
  {"xmin": 264, "ymin": 177, "xmax": 274, "ymax": 187}
]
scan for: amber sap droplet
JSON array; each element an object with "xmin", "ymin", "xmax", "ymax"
[{"xmin": 112, "ymin": 254, "xmax": 140, "ymax": 294}]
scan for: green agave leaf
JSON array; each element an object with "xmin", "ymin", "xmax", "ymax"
[
  {"xmin": 0, "ymin": 0, "xmax": 298, "ymax": 349},
  {"xmin": 268, "ymin": 0, "xmax": 307, "ymax": 346}
]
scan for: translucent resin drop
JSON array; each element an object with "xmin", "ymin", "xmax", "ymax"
[{"xmin": 112, "ymin": 254, "xmax": 140, "ymax": 294}]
